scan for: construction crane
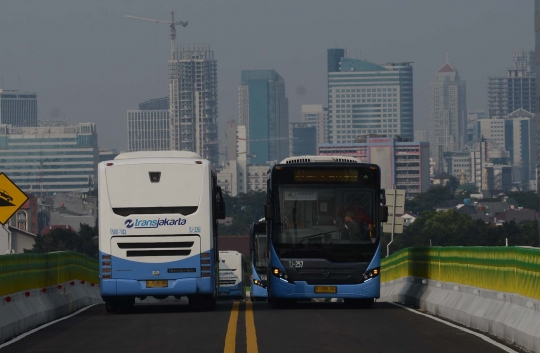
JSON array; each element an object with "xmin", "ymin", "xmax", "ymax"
[{"xmin": 125, "ymin": 11, "xmax": 188, "ymax": 59}]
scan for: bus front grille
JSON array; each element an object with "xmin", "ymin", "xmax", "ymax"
[{"xmin": 296, "ymin": 268, "xmax": 355, "ymax": 280}]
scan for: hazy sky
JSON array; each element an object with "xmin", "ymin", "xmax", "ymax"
[{"xmin": 0, "ymin": 0, "xmax": 534, "ymax": 152}]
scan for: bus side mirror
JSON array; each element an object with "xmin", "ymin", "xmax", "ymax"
[
  {"xmin": 216, "ymin": 186, "xmax": 226, "ymax": 219},
  {"xmin": 265, "ymin": 204, "xmax": 273, "ymax": 221},
  {"xmin": 380, "ymin": 206, "xmax": 388, "ymax": 223}
]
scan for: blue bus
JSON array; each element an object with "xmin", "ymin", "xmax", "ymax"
[
  {"xmin": 98, "ymin": 151, "xmax": 225, "ymax": 312},
  {"xmin": 250, "ymin": 219, "xmax": 268, "ymax": 300},
  {"xmin": 218, "ymin": 251, "xmax": 245, "ymax": 299},
  {"xmin": 264, "ymin": 156, "xmax": 387, "ymax": 308}
]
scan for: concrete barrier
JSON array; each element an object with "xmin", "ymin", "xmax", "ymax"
[
  {"xmin": 380, "ymin": 277, "xmax": 540, "ymax": 353},
  {"xmin": 0, "ymin": 280, "xmax": 103, "ymax": 344}
]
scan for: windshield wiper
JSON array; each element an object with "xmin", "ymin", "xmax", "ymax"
[
  {"xmin": 290, "ymin": 230, "xmax": 341, "ymax": 253},
  {"xmin": 297, "ymin": 230, "xmax": 340, "ymax": 244}
]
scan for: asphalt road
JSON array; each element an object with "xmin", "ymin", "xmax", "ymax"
[{"xmin": 0, "ymin": 300, "xmax": 519, "ymax": 353}]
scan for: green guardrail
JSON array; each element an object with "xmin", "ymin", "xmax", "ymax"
[
  {"xmin": 0, "ymin": 251, "xmax": 99, "ymax": 297},
  {"xmin": 381, "ymin": 246, "xmax": 540, "ymax": 300}
]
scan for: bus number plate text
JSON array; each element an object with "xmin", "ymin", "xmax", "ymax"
[
  {"xmin": 314, "ymin": 286, "xmax": 337, "ymax": 294},
  {"xmin": 146, "ymin": 280, "xmax": 168, "ymax": 288}
]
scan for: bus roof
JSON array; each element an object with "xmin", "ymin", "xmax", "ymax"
[
  {"xmin": 280, "ymin": 155, "xmax": 360, "ymax": 164},
  {"xmin": 115, "ymin": 151, "xmax": 202, "ymax": 160}
]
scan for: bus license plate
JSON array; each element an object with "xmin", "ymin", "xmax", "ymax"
[
  {"xmin": 314, "ymin": 286, "xmax": 337, "ymax": 294},
  {"xmin": 146, "ymin": 280, "xmax": 168, "ymax": 288}
]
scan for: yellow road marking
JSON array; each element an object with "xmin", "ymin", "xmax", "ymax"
[
  {"xmin": 245, "ymin": 301, "xmax": 259, "ymax": 353},
  {"xmin": 224, "ymin": 301, "xmax": 239, "ymax": 353}
]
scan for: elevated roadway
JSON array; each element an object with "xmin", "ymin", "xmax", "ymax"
[{"xmin": 0, "ymin": 300, "xmax": 521, "ymax": 353}]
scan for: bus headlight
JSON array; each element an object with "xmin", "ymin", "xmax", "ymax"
[
  {"xmin": 360, "ymin": 267, "xmax": 380, "ymax": 283},
  {"xmin": 271, "ymin": 267, "xmax": 289, "ymax": 282}
]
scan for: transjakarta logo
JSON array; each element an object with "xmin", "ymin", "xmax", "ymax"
[{"xmin": 124, "ymin": 218, "xmax": 187, "ymax": 229}]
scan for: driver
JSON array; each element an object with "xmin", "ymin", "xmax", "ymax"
[{"xmin": 333, "ymin": 211, "xmax": 362, "ymax": 240}]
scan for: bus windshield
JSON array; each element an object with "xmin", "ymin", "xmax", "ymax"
[
  {"xmin": 272, "ymin": 185, "xmax": 378, "ymax": 263},
  {"xmin": 254, "ymin": 234, "xmax": 267, "ymax": 270}
]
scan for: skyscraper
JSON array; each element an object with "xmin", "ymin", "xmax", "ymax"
[
  {"xmin": 290, "ymin": 122, "xmax": 317, "ymax": 157},
  {"xmin": 0, "ymin": 123, "xmax": 98, "ymax": 195},
  {"xmin": 488, "ymin": 51, "xmax": 536, "ymax": 117},
  {"xmin": 536, "ymin": 2, "xmax": 540, "ymax": 195},
  {"xmin": 127, "ymin": 97, "xmax": 170, "ymax": 152},
  {"xmin": 327, "ymin": 49, "xmax": 345, "ymax": 73},
  {"xmin": 169, "ymin": 46, "xmax": 219, "ymax": 164},
  {"xmin": 0, "ymin": 90, "xmax": 37, "ymax": 127},
  {"xmin": 239, "ymin": 70, "xmax": 289, "ymax": 165},
  {"xmin": 429, "ymin": 60, "xmax": 467, "ymax": 172},
  {"xmin": 327, "ymin": 53, "xmax": 414, "ymax": 143},
  {"xmin": 475, "ymin": 109, "xmax": 536, "ymax": 184},
  {"xmin": 301, "ymin": 104, "xmax": 328, "ymax": 145}
]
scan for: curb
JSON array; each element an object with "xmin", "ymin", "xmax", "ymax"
[{"xmin": 0, "ymin": 280, "xmax": 103, "ymax": 344}]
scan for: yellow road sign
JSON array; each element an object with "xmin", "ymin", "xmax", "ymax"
[{"xmin": 0, "ymin": 173, "xmax": 29, "ymax": 225}]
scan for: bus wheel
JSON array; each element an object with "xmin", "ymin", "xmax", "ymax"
[
  {"xmin": 202, "ymin": 294, "xmax": 217, "ymax": 311},
  {"xmin": 105, "ymin": 299, "xmax": 119, "ymax": 313},
  {"xmin": 118, "ymin": 297, "xmax": 135, "ymax": 313},
  {"xmin": 344, "ymin": 298, "xmax": 374, "ymax": 309}
]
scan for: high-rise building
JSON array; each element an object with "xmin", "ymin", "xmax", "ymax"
[
  {"xmin": 290, "ymin": 122, "xmax": 316, "ymax": 157},
  {"xmin": 169, "ymin": 46, "xmax": 219, "ymax": 164},
  {"xmin": 327, "ymin": 48, "xmax": 345, "ymax": 74},
  {"xmin": 301, "ymin": 104, "xmax": 328, "ymax": 145},
  {"xmin": 239, "ymin": 70, "xmax": 289, "ymax": 165},
  {"xmin": 474, "ymin": 109, "xmax": 536, "ymax": 184},
  {"xmin": 127, "ymin": 110, "xmax": 170, "ymax": 152},
  {"xmin": 327, "ymin": 54, "xmax": 414, "ymax": 143},
  {"xmin": 139, "ymin": 97, "xmax": 169, "ymax": 111},
  {"xmin": 536, "ymin": 1, "xmax": 540, "ymax": 194},
  {"xmin": 488, "ymin": 51, "xmax": 536, "ymax": 117},
  {"xmin": 414, "ymin": 130, "xmax": 427, "ymax": 142},
  {"xmin": 0, "ymin": 90, "xmax": 37, "ymax": 127},
  {"xmin": 127, "ymin": 96, "xmax": 170, "ymax": 152},
  {"xmin": 225, "ymin": 120, "xmax": 238, "ymax": 161},
  {"xmin": 318, "ymin": 136, "xmax": 430, "ymax": 198},
  {"xmin": 429, "ymin": 60, "xmax": 467, "ymax": 172},
  {"xmin": 0, "ymin": 123, "xmax": 98, "ymax": 195}
]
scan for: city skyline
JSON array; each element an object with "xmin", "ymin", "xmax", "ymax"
[{"xmin": 0, "ymin": 1, "xmax": 533, "ymax": 151}]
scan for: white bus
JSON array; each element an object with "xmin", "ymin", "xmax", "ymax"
[
  {"xmin": 218, "ymin": 251, "xmax": 245, "ymax": 299},
  {"xmin": 98, "ymin": 151, "xmax": 225, "ymax": 312}
]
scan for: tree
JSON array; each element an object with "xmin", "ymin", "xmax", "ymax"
[
  {"xmin": 219, "ymin": 191, "xmax": 266, "ymax": 236},
  {"xmin": 386, "ymin": 210, "xmax": 539, "ymax": 255},
  {"xmin": 405, "ymin": 185, "xmax": 455, "ymax": 214},
  {"xmin": 506, "ymin": 191, "xmax": 538, "ymax": 211},
  {"xmin": 26, "ymin": 223, "xmax": 98, "ymax": 258}
]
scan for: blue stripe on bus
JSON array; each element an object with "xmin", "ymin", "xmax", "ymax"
[
  {"xmin": 218, "ymin": 281, "xmax": 244, "ymax": 297},
  {"xmin": 101, "ymin": 277, "xmax": 214, "ymax": 296},
  {"xmin": 108, "ymin": 253, "xmax": 201, "ymax": 280},
  {"xmin": 99, "ymin": 248, "xmax": 216, "ymax": 297}
]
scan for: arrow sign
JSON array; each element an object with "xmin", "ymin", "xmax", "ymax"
[{"xmin": 0, "ymin": 173, "xmax": 29, "ymax": 225}]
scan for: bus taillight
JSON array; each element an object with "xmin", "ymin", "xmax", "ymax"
[{"xmin": 200, "ymin": 252, "xmax": 212, "ymax": 277}]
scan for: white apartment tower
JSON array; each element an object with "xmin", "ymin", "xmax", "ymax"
[
  {"xmin": 169, "ymin": 46, "xmax": 219, "ymax": 164},
  {"xmin": 429, "ymin": 60, "xmax": 467, "ymax": 172},
  {"xmin": 301, "ymin": 105, "xmax": 328, "ymax": 145}
]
